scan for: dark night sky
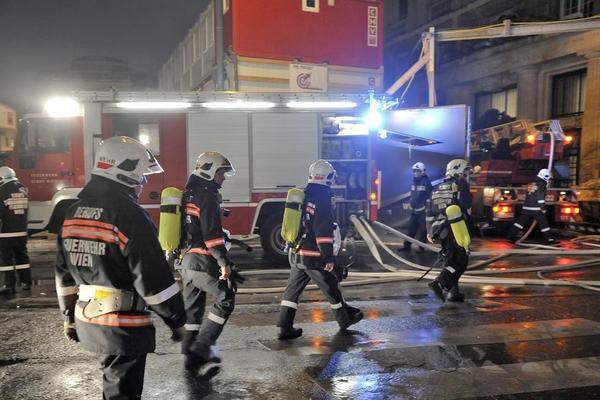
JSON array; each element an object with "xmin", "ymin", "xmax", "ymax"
[{"xmin": 0, "ymin": 0, "xmax": 209, "ymax": 112}]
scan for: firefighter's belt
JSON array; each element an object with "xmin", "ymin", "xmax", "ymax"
[{"xmin": 78, "ymin": 285, "xmax": 145, "ymax": 318}]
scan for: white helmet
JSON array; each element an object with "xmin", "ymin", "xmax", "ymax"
[
  {"xmin": 412, "ymin": 162, "xmax": 426, "ymax": 173},
  {"xmin": 193, "ymin": 151, "xmax": 235, "ymax": 181},
  {"xmin": 446, "ymin": 159, "xmax": 470, "ymax": 178},
  {"xmin": 308, "ymin": 160, "xmax": 336, "ymax": 186},
  {"xmin": 537, "ymin": 168, "xmax": 552, "ymax": 182},
  {"xmin": 0, "ymin": 166, "xmax": 17, "ymax": 185},
  {"xmin": 91, "ymin": 136, "xmax": 163, "ymax": 188}
]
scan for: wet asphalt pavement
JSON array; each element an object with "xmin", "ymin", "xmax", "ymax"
[{"xmin": 2, "ymin": 231, "xmax": 600, "ymax": 399}]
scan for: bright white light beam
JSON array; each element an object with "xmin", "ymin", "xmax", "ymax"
[
  {"xmin": 287, "ymin": 101, "xmax": 357, "ymax": 109},
  {"xmin": 202, "ymin": 101, "xmax": 275, "ymax": 109},
  {"xmin": 116, "ymin": 102, "xmax": 192, "ymax": 109}
]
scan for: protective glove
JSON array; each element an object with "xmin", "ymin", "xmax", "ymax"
[
  {"xmin": 227, "ymin": 270, "xmax": 246, "ymax": 293},
  {"xmin": 170, "ymin": 326, "xmax": 186, "ymax": 343},
  {"xmin": 64, "ymin": 322, "xmax": 79, "ymax": 342}
]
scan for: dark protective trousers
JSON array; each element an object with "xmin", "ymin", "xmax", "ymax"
[
  {"xmin": 405, "ymin": 211, "xmax": 427, "ymax": 248},
  {"xmin": 509, "ymin": 209, "xmax": 551, "ymax": 240},
  {"xmin": 180, "ymin": 269, "xmax": 235, "ymax": 361},
  {"xmin": 278, "ymin": 254, "xmax": 351, "ymax": 329},
  {"xmin": 98, "ymin": 354, "xmax": 147, "ymax": 400},
  {"xmin": 0, "ymin": 237, "xmax": 31, "ymax": 288},
  {"xmin": 435, "ymin": 233, "xmax": 469, "ymax": 291}
]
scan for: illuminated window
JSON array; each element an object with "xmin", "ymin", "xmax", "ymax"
[{"xmin": 303, "ymin": 0, "xmax": 320, "ymax": 13}]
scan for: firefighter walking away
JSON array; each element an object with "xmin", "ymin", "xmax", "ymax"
[
  {"xmin": 177, "ymin": 151, "xmax": 243, "ymax": 380},
  {"xmin": 426, "ymin": 159, "xmax": 472, "ymax": 303},
  {"xmin": 55, "ymin": 137, "xmax": 186, "ymax": 400},
  {"xmin": 278, "ymin": 160, "xmax": 363, "ymax": 340}
]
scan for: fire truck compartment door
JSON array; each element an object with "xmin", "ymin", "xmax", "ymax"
[
  {"xmin": 187, "ymin": 113, "xmax": 250, "ymax": 202},
  {"xmin": 251, "ymin": 113, "xmax": 319, "ymax": 190}
]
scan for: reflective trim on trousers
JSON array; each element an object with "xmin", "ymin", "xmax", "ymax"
[
  {"xmin": 330, "ymin": 302, "xmax": 343, "ymax": 310},
  {"xmin": 445, "ymin": 266, "xmax": 456, "ymax": 274},
  {"xmin": 281, "ymin": 300, "xmax": 298, "ymax": 309},
  {"xmin": 541, "ymin": 227, "xmax": 551, "ymax": 232},
  {"xmin": 513, "ymin": 223, "xmax": 523, "ymax": 229},
  {"xmin": 0, "ymin": 264, "xmax": 30, "ymax": 272},
  {"xmin": 522, "ymin": 207, "xmax": 541, "ymax": 211},
  {"xmin": 185, "ymin": 324, "xmax": 201, "ymax": 331},
  {"xmin": 207, "ymin": 312, "xmax": 226, "ymax": 325}
]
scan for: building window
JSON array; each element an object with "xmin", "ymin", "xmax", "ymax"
[
  {"xmin": 430, "ymin": 0, "xmax": 450, "ymax": 20},
  {"xmin": 552, "ymin": 69, "xmax": 587, "ymax": 117},
  {"xmin": 475, "ymin": 87, "xmax": 518, "ymax": 121},
  {"xmin": 303, "ymin": 0, "xmax": 320, "ymax": 13},
  {"xmin": 561, "ymin": 0, "xmax": 594, "ymax": 19},
  {"xmin": 398, "ymin": 0, "xmax": 408, "ymax": 19}
]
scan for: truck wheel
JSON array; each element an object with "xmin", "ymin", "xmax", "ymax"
[{"xmin": 260, "ymin": 214, "xmax": 289, "ymax": 265}]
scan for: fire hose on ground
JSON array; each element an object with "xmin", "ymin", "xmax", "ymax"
[{"xmin": 232, "ymin": 216, "xmax": 600, "ymax": 294}]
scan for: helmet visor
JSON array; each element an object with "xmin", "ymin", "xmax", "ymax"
[
  {"xmin": 143, "ymin": 149, "xmax": 164, "ymax": 175},
  {"xmin": 222, "ymin": 165, "xmax": 236, "ymax": 178}
]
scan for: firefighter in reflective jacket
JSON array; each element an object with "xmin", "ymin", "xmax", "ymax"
[
  {"xmin": 508, "ymin": 169, "xmax": 555, "ymax": 244},
  {"xmin": 426, "ymin": 159, "xmax": 472, "ymax": 303},
  {"xmin": 55, "ymin": 137, "xmax": 186, "ymax": 400},
  {"xmin": 278, "ymin": 160, "xmax": 363, "ymax": 340},
  {"xmin": 177, "ymin": 151, "xmax": 237, "ymax": 380},
  {"xmin": 401, "ymin": 162, "xmax": 432, "ymax": 252},
  {"xmin": 0, "ymin": 167, "xmax": 31, "ymax": 295}
]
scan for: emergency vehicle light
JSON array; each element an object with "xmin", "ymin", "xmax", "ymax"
[
  {"xmin": 202, "ymin": 101, "xmax": 275, "ymax": 109},
  {"xmin": 287, "ymin": 101, "xmax": 357, "ymax": 109},
  {"xmin": 369, "ymin": 192, "xmax": 377, "ymax": 201},
  {"xmin": 526, "ymin": 134, "xmax": 536, "ymax": 144},
  {"xmin": 564, "ymin": 135, "xmax": 573, "ymax": 144},
  {"xmin": 117, "ymin": 102, "xmax": 192, "ymax": 109},
  {"xmin": 561, "ymin": 207, "xmax": 580, "ymax": 215}
]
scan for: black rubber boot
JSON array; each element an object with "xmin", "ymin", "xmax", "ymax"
[
  {"xmin": 428, "ymin": 280, "xmax": 446, "ymax": 302},
  {"xmin": 0, "ymin": 286, "xmax": 16, "ymax": 295},
  {"xmin": 447, "ymin": 284, "xmax": 465, "ymax": 302},
  {"xmin": 277, "ymin": 304, "xmax": 303, "ymax": 340},
  {"xmin": 278, "ymin": 327, "xmax": 303, "ymax": 340},
  {"xmin": 345, "ymin": 304, "xmax": 363, "ymax": 327},
  {"xmin": 333, "ymin": 307, "xmax": 354, "ymax": 331}
]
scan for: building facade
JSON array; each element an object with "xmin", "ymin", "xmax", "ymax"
[
  {"xmin": 159, "ymin": 0, "xmax": 384, "ymax": 92},
  {"xmin": 385, "ymin": 0, "xmax": 600, "ymax": 185}
]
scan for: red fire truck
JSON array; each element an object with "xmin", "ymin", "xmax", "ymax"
[
  {"xmin": 4, "ymin": 93, "xmax": 469, "ymax": 261},
  {"xmin": 469, "ymin": 119, "xmax": 581, "ymax": 232}
]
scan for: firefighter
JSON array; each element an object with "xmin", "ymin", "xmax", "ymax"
[
  {"xmin": 426, "ymin": 159, "xmax": 472, "ymax": 303},
  {"xmin": 178, "ymin": 151, "xmax": 238, "ymax": 380},
  {"xmin": 508, "ymin": 169, "xmax": 555, "ymax": 244},
  {"xmin": 55, "ymin": 136, "xmax": 187, "ymax": 400},
  {"xmin": 400, "ymin": 162, "xmax": 432, "ymax": 252},
  {"xmin": 0, "ymin": 167, "xmax": 31, "ymax": 295},
  {"xmin": 278, "ymin": 160, "xmax": 363, "ymax": 340}
]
